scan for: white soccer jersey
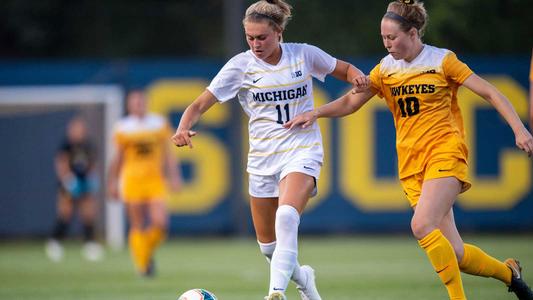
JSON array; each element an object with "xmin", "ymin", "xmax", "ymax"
[{"xmin": 207, "ymin": 43, "xmax": 336, "ymax": 175}]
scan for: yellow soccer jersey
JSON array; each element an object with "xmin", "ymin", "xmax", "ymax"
[
  {"xmin": 369, "ymin": 45, "xmax": 473, "ymax": 179},
  {"xmin": 113, "ymin": 113, "xmax": 171, "ymax": 184}
]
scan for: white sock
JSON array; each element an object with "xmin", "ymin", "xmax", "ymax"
[
  {"xmin": 269, "ymin": 205, "xmax": 300, "ymax": 294},
  {"xmin": 258, "ymin": 240, "xmax": 306, "ymax": 286},
  {"xmin": 258, "ymin": 240, "xmax": 276, "ymax": 263}
]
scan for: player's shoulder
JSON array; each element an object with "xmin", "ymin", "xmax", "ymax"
[
  {"xmin": 114, "ymin": 116, "xmax": 132, "ymax": 132},
  {"xmin": 114, "ymin": 114, "xmax": 164, "ymax": 133},
  {"xmin": 379, "ymin": 44, "xmax": 452, "ymax": 74},
  {"xmin": 144, "ymin": 113, "xmax": 167, "ymax": 129},
  {"xmin": 419, "ymin": 45, "xmax": 453, "ymax": 65},
  {"xmin": 225, "ymin": 51, "xmax": 256, "ymax": 71},
  {"xmin": 282, "ymin": 42, "xmax": 322, "ymax": 55}
]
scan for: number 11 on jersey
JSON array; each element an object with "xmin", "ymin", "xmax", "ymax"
[{"xmin": 276, "ymin": 104, "xmax": 290, "ymax": 124}]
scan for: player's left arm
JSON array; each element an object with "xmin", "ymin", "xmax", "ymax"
[
  {"xmin": 463, "ymin": 74, "xmax": 533, "ymax": 156},
  {"xmin": 284, "ymin": 88, "xmax": 376, "ymax": 129},
  {"xmin": 330, "ymin": 59, "xmax": 370, "ymax": 93}
]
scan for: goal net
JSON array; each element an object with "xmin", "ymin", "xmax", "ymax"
[{"xmin": 0, "ymin": 85, "xmax": 125, "ymax": 250}]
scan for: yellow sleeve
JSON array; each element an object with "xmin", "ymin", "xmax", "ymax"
[
  {"xmin": 369, "ymin": 62, "xmax": 384, "ymax": 98},
  {"xmin": 442, "ymin": 51, "xmax": 474, "ymax": 84}
]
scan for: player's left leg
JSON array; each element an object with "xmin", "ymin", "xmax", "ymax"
[
  {"xmin": 269, "ymin": 172, "xmax": 320, "ymax": 300},
  {"xmin": 251, "ymin": 172, "xmax": 320, "ymax": 300},
  {"xmin": 440, "ymin": 209, "xmax": 511, "ymax": 282},
  {"xmin": 440, "ymin": 210, "xmax": 533, "ymax": 299},
  {"xmin": 79, "ymin": 194, "xmax": 104, "ymax": 261}
]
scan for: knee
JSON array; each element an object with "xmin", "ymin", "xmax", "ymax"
[
  {"xmin": 152, "ymin": 219, "xmax": 167, "ymax": 231},
  {"xmin": 275, "ymin": 205, "xmax": 300, "ymax": 232},
  {"xmin": 411, "ymin": 216, "xmax": 437, "ymax": 240}
]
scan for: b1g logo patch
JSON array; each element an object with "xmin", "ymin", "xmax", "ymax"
[{"xmin": 292, "ymin": 70, "xmax": 302, "ymax": 78}]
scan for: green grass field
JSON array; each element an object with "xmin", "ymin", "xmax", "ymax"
[{"xmin": 1, "ymin": 235, "xmax": 532, "ymax": 300}]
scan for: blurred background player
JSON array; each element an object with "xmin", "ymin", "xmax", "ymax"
[
  {"xmin": 45, "ymin": 116, "xmax": 104, "ymax": 262},
  {"xmin": 285, "ymin": 0, "xmax": 533, "ymax": 299},
  {"xmin": 172, "ymin": 0, "xmax": 367, "ymax": 299},
  {"xmin": 107, "ymin": 89, "xmax": 181, "ymax": 277}
]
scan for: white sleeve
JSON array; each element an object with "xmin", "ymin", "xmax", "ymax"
[
  {"xmin": 303, "ymin": 44, "xmax": 337, "ymax": 82},
  {"xmin": 206, "ymin": 54, "xmax": 246, "ymax": 103}
]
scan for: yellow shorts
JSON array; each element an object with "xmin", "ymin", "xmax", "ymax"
[
  {"xmin": 120, "ymin": 176, "xmax": 167, "ymax": 203},
  {"xmin": 400, "ymin": 158, "xmax": 471, "ymax": 207}
]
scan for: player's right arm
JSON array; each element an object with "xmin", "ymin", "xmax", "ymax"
[
  {"xmin": 106, "ymin": 143, "xmax": 124, "ymax": 200},
  {"xmin": 55, "ymin": 149, "xmax": 77, "ymax": 194},
  {"xmin": 55, "ymin": 150, "xmax": 71, "ymax": 183},
  {"xmin": 172, "ymin": 90, "xmax": 218, "ymax": 148},
  {"xmin": 284, "ymin": 88, "xmax": 376, "ymax": 129}
]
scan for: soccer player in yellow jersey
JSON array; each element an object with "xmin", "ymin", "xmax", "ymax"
[
  {"xmin": 286, "ymin": 1, "xmax": 533, "ymax": 299},
  {"xmin": 108, "ymin": 90, "xmax": 181, "ymax": 277}
]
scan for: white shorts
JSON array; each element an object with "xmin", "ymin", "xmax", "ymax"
[{"xmin": 248, "ymin": 158, "xmax": 321, "ymax": 198}]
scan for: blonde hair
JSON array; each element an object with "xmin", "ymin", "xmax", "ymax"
[
  {"xmin": 243, "ymin": 0, "xmax": 292, "ymax": 32},
  {"xmin": 385, "ymin": 0, "xmax": 428, "ymax": 38}
]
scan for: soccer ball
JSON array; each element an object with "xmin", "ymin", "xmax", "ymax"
[{"xmin": 177, "ymin": 289, "xmax": 218, "ymax": 300}]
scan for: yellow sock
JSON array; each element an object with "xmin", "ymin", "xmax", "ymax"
[
  {"xmin": 419, "ymin": 229, "xmax": 466, "ymax": 300},
  {"xmin": 459, "ymin": 243, "xmax": 512, "ymax": 285},
  {"xmin": 146, "ymin": 226, "xmax": 166, "ymax": 259},
  {"xmin": 128, "ymin": 229, "xmax": 150, "ymax": 273}
]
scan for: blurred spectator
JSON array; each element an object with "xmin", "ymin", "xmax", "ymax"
[
  {"xmin": 45, "ymin": 116, "xmax": 104, "ymax": 262},
  {"xmin": 107, "ymin": 90, "xmax": 181, "ymax": 277}
]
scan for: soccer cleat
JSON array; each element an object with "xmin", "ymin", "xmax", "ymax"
[
  {"xmin": 82, "ymin": 241, "xmax": 104, "ymax": 262},
  {"xmin": 141, "ymin": 259, "xmax": 156, "ymax": 278},
  {"xmin": 296, "ymin": 265, "xmax": 322, "ymax": 300},
  {"xmin": 45, "ymin": 239, "xmax": 64, "ymax": 262},
  {"xmin": 264, "ymin": 291, "xmax": 287, "ymax": 300},
  {"xmin": 505, "ymin": 258, "xmax": 533, "ymax": 300}
]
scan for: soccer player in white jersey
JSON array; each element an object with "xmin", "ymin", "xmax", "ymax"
[{"xmin": 172, "ymin": 1, "xmax": 368, "ymax": 299}]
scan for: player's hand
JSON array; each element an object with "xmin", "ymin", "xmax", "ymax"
[
  {"xmin": 107, "ymin": 181, "xmax": 120, "ymax": 200},
  {"xmin": 283, "ymin": 110, "xmax": 317, "ymax": 130},
  {"xmin": 172, "ymin": 128, "xmax": 197, "ymax": 148},
  {"xmin": 351, "ymin": 75, "xmax": 370, "ymax": 94},
  {"xmin": 515, "ymin": 126, "xmax": 533, "ymax": 157}
]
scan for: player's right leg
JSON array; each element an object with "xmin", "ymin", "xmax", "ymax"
[
  {"xmin": 412, "ymin": 176, "xmax": 466, "ymax": 300},
  {"xmin": 46, "ymin": 190, "xmax": 73, "ymax": 262},
  {"xmin": 144, "ymin": 199, "xmax": 168, "ymax": 277},
  {"xmin": 126, "ymin": 202, "xmax": 151, "ymax": 276},
  {"xmin": 79, "ymin": 194, "xmax": 104, "ymax": 261}
]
